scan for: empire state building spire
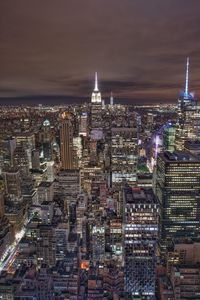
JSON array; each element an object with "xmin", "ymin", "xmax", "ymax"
[
  {"xmin": 94, "ymin": 72, "xmax": 99, "ymax": 92},
  {"xmin": 91, "ymin": 72, "xmax": 102, "ymax": 103}
]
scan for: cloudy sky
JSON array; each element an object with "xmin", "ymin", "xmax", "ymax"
[{"xmin": 0, "ymin": 0, "xmax": 200, "ymax": 103}]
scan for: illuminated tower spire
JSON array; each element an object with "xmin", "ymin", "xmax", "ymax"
[
  {"xmin": 110, "ymin": 91, "xmax": 114, "ymax": 106},
  {"xmin": 91, "ymin": 72, "xmax": 101, "ymax": 103},
  {"xmin": 94, "ymin": 72, "xmax": 99, "ymax": 92},
  {"xmin": 185, "ymin": 57, "xmax": 189, "ymax": 96}
]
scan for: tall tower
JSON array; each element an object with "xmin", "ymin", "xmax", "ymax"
[
  {"xmin": 123, "ymin": 186, "xmax": 159, "ymax": 298},
  {"xmin": 175, "ymin": 58, "xmax": 200, "ymax": 150},
  {"xmin": 91, "ymin": 72, "xmax": 102, "ymax": 104},
  {"xmin": 154, "ymin": 151, "xmax": 200, "ymax": 252},
  {"xmin": 60, "ymin": 112, "xmax": 73, "ymax": 170},
  {"xmin": 91, "ymin": 73, "xmax": 103, "ymax": 130},
  {"xmin": 110, "ymin": 92, "xmax": 114, "ymax": 106}
]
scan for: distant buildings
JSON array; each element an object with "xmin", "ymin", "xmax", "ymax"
[{"xmin": 1, "ymin": 67, "xmax": 200, "ymax": 299}]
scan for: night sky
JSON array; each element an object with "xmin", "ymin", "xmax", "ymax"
[{"xmin": 1, "ymin": 0, "xmax": 200, "ymax": 104}]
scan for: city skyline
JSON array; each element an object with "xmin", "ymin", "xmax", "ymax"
[{"xmin": 1, "ymin": 0, "xmax": 200, "ymax": 103}]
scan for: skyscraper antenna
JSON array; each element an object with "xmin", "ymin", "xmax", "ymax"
[
  {"xmin": 94, "ymin": 72, "xmax": 98, "ymax": 92},
  {"xmin": 185, "ymin": 57, "xmax": 189, "ymax": 96}
]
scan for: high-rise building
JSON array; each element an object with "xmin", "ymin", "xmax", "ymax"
[
  {"xmin": 92, "ymin": 224, "xmax": 105, "ymax": 262},
  {"xmin": 0, "ymin": 137, "xmax": 16, "ymax": 170},
  {"xmin": 111, "ymin": 126, "xmax": 138, "ymax": 187},
  {"xmin": 15, "ymin": 132, "xmax": 35, "ymax": 168},
  {"xmin": 154, "ymin": 151, "xmax": 200, "ymax": 249},
  {"xmin": 123, "ymin": 186, "xmax": 159, "ymax": 299},
  {"xmin": 79, "ymin": 112, "xmax": 88, "ymax": 137},
  {"xmin": 13, "ymin": 145, "xmax": 30, "ymax": 177},
  {"xmin": 91, "ymin": 72, "xmax": 102, "ymax": 130},
  {"xmin": 163, "ymin": 123, "xmax": 176, "ymax": 152},
  {"xmin": 3, "ymin": 168, "xmax": 21, "ymax": 198},
  {"xmin": 109, "ymin": 219, "xmax": 123, "ymax": 257},
  {"xmin": 175, "ymin": 58, "xmax": 200, "ymax": 150},
  {"xmin": 60, "ymin": 112, "xmax": 74, "ymax": 170},
  {"xmin": 37, "ymin": 181, "xmax": 54, "ymax": 204},
  {"xmin": 37, "ymin": 224, "xmax": 56, "ymax": 267}
]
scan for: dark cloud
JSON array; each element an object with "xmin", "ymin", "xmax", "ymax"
[{"xmin": 0, "ymin": 0, "xmax": 200, "ymax": 103}]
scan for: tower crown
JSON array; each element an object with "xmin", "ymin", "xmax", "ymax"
[
  {"xmin": 94, "ymin": 72, "xmax": 99, "ymax": 92},
  {"xmin": 91, "ymin": 72, "xmax": 102, "ymax": 103}
]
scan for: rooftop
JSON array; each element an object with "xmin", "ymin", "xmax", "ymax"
[
  {"xmin": 161, "ymin": 151, "xmax": 199, "ymax": 162},
  {"xmin": 124, "ymin": 186, "xmax": 157, "ymax": 204},
  {"xmin": 38, "ymin": 181, "xmax": 54, "ymax": 188}
]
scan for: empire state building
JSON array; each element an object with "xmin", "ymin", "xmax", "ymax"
[{"xmin": 91, "ymin": 72, "xmax": 103, "ymax": 130}]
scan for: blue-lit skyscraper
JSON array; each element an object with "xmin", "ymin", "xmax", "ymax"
[
  {"xmin": 123, "ymin": 186, "xmax": 159, "ymax": 299},
  {"xmin": 175, "ymin": 58, "xmax": 200, "ymax": 150}
]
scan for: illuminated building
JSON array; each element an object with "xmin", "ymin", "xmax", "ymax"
[
  {"xmin": 40, "ymin": 201, "xmax": 54, "ymax": 225},
  {"xmin": 123, "ymin": 186, "xmax": 159, "ymax": 299},
  {"xmin": 92, "ymin": 224, "xmax": 105, "ymax": 262},
  {"xmin": 37, "ymin": 181, "xmax": 54, "ymax": 204},
  {"xmin": 91, "ymin": 72, "xmax": 102, "ymax": 130},
  {"xmin": 60, "ymin": 112, "xmax": 74, "ymax": 170},
  {"xmin": 55, "ymin": 169, "xmax": 80, "ymax": 201},
  {"xmin": 163, "ymin": 123, "xmax": 176, "ymax": 152},
  {"xmin": 15, "ymin": 132, "xmax": 35, "ymax": 168},
  {"xmin": 155, "ymin": 151, "xmax": 200, "ymax": 250},
  {"xmin": 79, "ymin": 112, "xmax": 88, "ymax": 137},
  {"xmin": 111, "ymin": 126, "xmax": 138, "ymax": 187},
  {"xmin": 175, "ymin": 58, "xmax": 200, "ymax": 150},
  {"xmin": 103, "ymin": 264, "xmax": 124, "ymax": 298},
  {"xmin": 13, "ymin": 145, "xmax": 30, "ymax": 177},
  {"xmin": 55, "ymin": 222, "xmax": 69, "ymax": 261},
  {"xmin": 109, "ymin": 219, "xmax": 123, "ymax": 257},
  {"xmin": 184, "ymin": 140, "xmax": 200, "ymax": 155},
  {"xmin": 3, "ymin": 168, "xmax": 21, "ymax": 198},
  {"xmin": 171, "ymin": 265, "xmax": 200, "ymax": 299},
  {"xmin": 110, "ymin": 92, "xmax": 114, "ymax": 106},
  {"xmin": 5, "ymin": 203, "xmax": 27, "ymax": 233},
  {"xmin": 91, "ymin": 72, "xmax": 102, "ymax": 104},
  {"xmin": 0, "ymin": 137, "xmax": 16, "ymax": 170},
  {"xmin": 37, "ymin": 224, "xmax": 56, "ymax": 267},
  {"xmin": 0, "ymin": 193, "xmax": 13, "ymax": 262},
  {"xmin": 40, "ymin": 119, "xmax": 53, "ymax": 161},
  {"xmin": 73, "ymin": 136, "xmax": 82, "ymax": 167},
  {"xmin": 46, "ymin": 161, "xmax": 56, "ymax": 182},
  {"xmin": 31, "ymin": 149, "xmax": 41, "ymax": 170}
]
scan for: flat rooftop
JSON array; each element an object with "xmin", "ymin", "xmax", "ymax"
[
  {"xmin": 124, "ymin": 186, "xmax": 157, "ymax": 204},
  {"xmin": 38, "ymin": 181, "xmax": 54, "ymax": 188},
  {"xmin": 161, "ymin": 151, "xmax": 199, "ymax": 162}
]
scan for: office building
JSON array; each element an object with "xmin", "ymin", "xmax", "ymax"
[
  {"xmin": 111, "ymin": 126, "xmax": 138, "ymax": 187},
  {"xmin": 92, "ymin": 224, "xmax": 105, "ymax": 262},
  {"xmin": 3, "ymin": 168, "xmax": 21, "ymax": 198},
  {"xmin": 163, "ymin": 123, "xmax": 176, "ymax": 152},
  {"xmin": 155, "ymin": 151, "xmax": 200, "ymax": 248},
  {"xmin": 123, "ymin": 186, "xmax": 159, "ymax": 299},
  {"xmin": 79, "ymin": 112, "xmax": 88, "ymax": 137},
  {"xmin": 60, "ymin": 112, "xmax": 74, "ymax": 170}
]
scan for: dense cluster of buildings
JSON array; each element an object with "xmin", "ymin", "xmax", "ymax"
[{"xmin": 0, "ymin": 60, "xmax": 200, "ymax": 299}]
